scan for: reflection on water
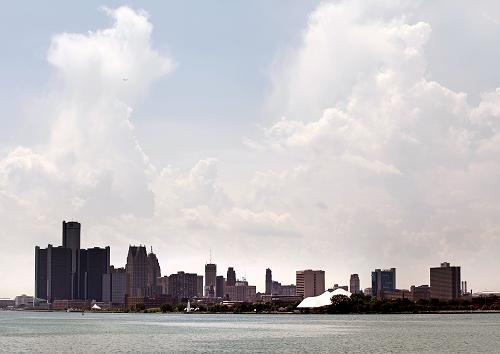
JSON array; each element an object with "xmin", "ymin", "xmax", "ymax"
[{"xmin": 0, "ymin": 312, "xmax": 499, "ymax": 353}]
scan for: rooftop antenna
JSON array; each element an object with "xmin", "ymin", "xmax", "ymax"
[
  {"xmin": 151, "ymin": 246, "xmax": 153, "ymax": 254},
  {"xmin": 210, "ymin": 249, "xmax": 212, "ymax": 264}
]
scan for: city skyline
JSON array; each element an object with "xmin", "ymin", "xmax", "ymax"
[
  {"xmin": 24, "ymin": 219, "xmax": 479, "ymax": 302},
  {"xmin": 3, "ymin": 1, "xmax": 500, "ymax": 297}
]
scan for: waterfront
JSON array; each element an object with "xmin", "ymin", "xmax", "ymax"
[{"xmin": 0, "ymin": 312, "xmax": 499, "ymax": 353}]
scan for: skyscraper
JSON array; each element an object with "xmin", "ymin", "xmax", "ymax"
[
  {"xmin": 34, "ymin": 246, "xmax": 48, "ymax": 301},
  {"xmin": 296, "ymin": 270, "xmax": 325, "ymax": 298},
  {"xmin": 46, "ymin": 245, "xmax": 72, "ymax": 303},
  {"xmin": 350, "ymin": 274, "xmax": 360, "ymax": 294},
  {"xmin": 265, "ymin": 268, "xmax": 272, "ymax": 295},
  {"xmin": 371, "ymin": 268, "xmax": 396, "ymax": 298},
  {"xmin": 226, "ymin": 267, "xmax": 236, "ymax": 286},
  {"xmin": 81, "ymin": 247, "xmax": 110, "ymax": 301},
  {"xmin": 62, "ymin": 221, "xmax": 81, "ymax": 299},
  {"xmin": 216, "ymin": 275, "xmax": 225, "ymax": 298},
  {"xmin": 126, "ymin": 245, "xmax": 147, "ymax": 297},
  {"xmin": 102, "ymin": 266, "xmax": 127, "ymax": 305},
  {"xmin": 168, "ymin": 271, "xmax": 198, "ymax": 301},
  {"xmin": 196, "ymin": 275, "xmax": 204, "ymax": 298},
  {"xmin": 430, "ymin": 262, "xmax": 461, "ymax": 300},
  {"xmin": 205, "ymin": 263, "xmax": 216, "ymax": 297},
  {"xmin": 146, "ymin": 248, "xmax": 161, "ymax": 297}
]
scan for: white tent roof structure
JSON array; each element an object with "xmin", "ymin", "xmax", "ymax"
[
  {"xmin": 91, "ymin": 304, "xmax": 101, "ymax": 310},
  {"xmin": 297, "ymin": 289, "xmax": 352, "ymax": 308}
]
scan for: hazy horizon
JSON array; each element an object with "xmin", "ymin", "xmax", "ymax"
[{"xmin": 2, "ymin": 1, "xmax": 500, "ymax": 298}]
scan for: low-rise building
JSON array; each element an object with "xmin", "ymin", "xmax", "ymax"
[
  {"xmin": 225, "ymin": 280, "xmax": 257, "ymax": 302},
  {"xmin": 14, "ymin": 295, "xmax": 34, "ymax": 307},
  {"xmin": 410, "ymin": 285, "xmax": 431, "ymax": 301}
]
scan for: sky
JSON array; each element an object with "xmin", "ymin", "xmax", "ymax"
[{"xmin": 1, "ymin": 0, "xmax": 500, "ymax": 298}]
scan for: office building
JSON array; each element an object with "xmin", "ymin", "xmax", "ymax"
[
  {"xmin": 296, "ymin": 270, "xmax": 325, "ymax": 298},
  {"xmin": 102, "ymin": 266, "xmax": 127, "ymax": 305},
  {"xmin": 331, "ymin": 284, "xmax": 348, "ymax": 291},
  {"xmin": 371, "ymin": 268, "xmax": 396, "ymax": 298},
  {"xmin": 126, "ymin": 245, "xmax": 148, "ymax": 297},
  {"xmin": 281, "ymin": 284, "xmax": 297, "ymax": 296},
  {"xmin": 216, "ymin": 275, "xmax": 225, "ymax": 298},
  {"xmin": 196, "ymin": 275, "xmax": 204, "ymax": 298},
  {"xmin": 224, "ymin": 280, "xmax": 257, "ymax": 302},
  {"xmin": 14, "ymin": 295, "xmax": 34, "ymax": 307},
  {"xmin": 146, "ymin": 248, "xmax": 161, "ymax": 297},
  {"xmin": 168, "ymin": 271, "xmax": 199, "ymax": 301},
  {"xmin": 158, "ymin": 276, "xmax": 169, "ymax": 296},
  {"xmin": 265, "ymin": 268, "xmax": 272, "ymax": 295},
  {"xmin": 430, "ymin": 262, "xmax": 461, "ymax": 300},
  {"xmin": 35, "ymin": 246, "xmax": 48, "ymax": 301},
  {"xmin": 272, "ymin": 281, "xmax": 282, "ymax": 295},
  {"xmin": 205, "ymin": 263, "xmax": 216, "ymax": 297},
  {"xmin": 410, "ymin": 285, "xmax": 431, "ymax": 301},
  {"xmin": 62, "ymin": 221, "xmax": 81, "ymax": 299},
  {"xmin": 45, "ymin": 245, "xmax": 72, "ymax": 303},
  {"xmin": 226, "ymin": 267, "xmax": 236, "ymax": 286},
  {"xmin": 79, "ymin": 247, "xmax": 110, "ymax": 301},
  {"xmin": 350, "ymin": 274, "xmax": 360, "ymax": 294}
]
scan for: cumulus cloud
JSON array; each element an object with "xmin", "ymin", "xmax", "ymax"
[
  {"xmin": 256, "ymin": 0, "xmax": 500, "ymax": 288},
  {"xmin": 2, "ymin": 2, "xmax": 500, "ymax": 296},
  {"xmin": 0, "ymin": 7, "xmax": 176, "ymax": 296}
]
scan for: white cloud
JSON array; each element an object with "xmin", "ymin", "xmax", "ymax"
[{"xmin": 1, "ymin": 2, "xmax": 500, "ymax": 297}]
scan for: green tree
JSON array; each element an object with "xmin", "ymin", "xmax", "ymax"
[{"xmin": 328, "ymin": 295, "xmax": 352, "ymax": 314}]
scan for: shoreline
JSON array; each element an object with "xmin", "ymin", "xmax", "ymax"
[{"xmin": 3, "ymin": 309, "xmax": 500, "ymax": 315}]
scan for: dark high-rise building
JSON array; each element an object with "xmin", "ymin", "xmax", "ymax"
[
  {"xmin": 62, "ymin": 221, "xmax": 81, "ymax": 299},
  {"xmin": 371, "ymin": 268, "xmax": 396, "ymax": 298},
  {"xmin": 80, "ymin": 247, "xmax": 110, "ymax": 301},
  {"xmin": 146, "ymin": 248, "xmax": 161, "ymax": 298},
  {"xmin": 126, "ymin": 245, "xmax": 148, "ymax": 297},
  {"xmin": 196, "ymin": 275, "xmax": 204, "ymax": 298},
  {"xmin": 46, "ymin": 245, "xmax": 72, "ymax": 303},
  {"xmin": 265, "ymin": 268, "xmax": 272, "ymax": 295},
  {"xmin": 103, "ymin": 266, "xmax": 127, "ymax": 305},
  {"xmin": 35, "ymin": 246, "xmax": 48, "ymax": 301},
  {"xmin": 216, "ymin": 275, "xmax": 225, "ymax": 298},
  {"xmin": 430, "ymin": 262, "xmax": 461, "ymax": 300},
  {"xmin": 205, "ymin": 263, "xmax": 216, "ymax": 297},
  {"xmin": 35, "ymin": 220, "xmax": 111, "ymax": 303},
  {"xmin": 168, "ymin": 271, "xmax": 198, "ymax": 301},
  {"xmin": 226, "ymin": 267, "xmax": 236, "ymax": 286},
  {"xmin": 350, "ymin": 274, "xmax": 360, "ymax": 294}
]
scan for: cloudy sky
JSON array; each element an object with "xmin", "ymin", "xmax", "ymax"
[{"xmin": 2, "ymin": 1, "xmax": 500, "ymax": 298}]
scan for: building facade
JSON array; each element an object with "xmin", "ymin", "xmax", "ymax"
[
  {"xmin": 410, "ymin": 285, "xmax": 431, "ymax": 301},
  {"xmin": 146, "ymin": 249, "xmax": 162, "ymax": 298},
  {"xmin": 216, "ymin": 275, "xmax": 225, "ymax": 298},
  {"xmin": 430, "ymin": 262, "xmax": 461, "ymax": 300},
  {"xmin": 102, "ymin": 266, "xmax": 127, "ymax": 306},
  {"xmin": 126, "ymin": 245, "xmax": 148, "ymax": 297},
  {"xmin": 350, "ymin": 274, "xmax": 360, "ymax": 294},
  {"xmin": 46, "ymin": 245, "xmax": 72, "ymax": 303},
  {"xmin": 371, "ymin": 268, "xmax": 396, "ymax": 298},
  {"xmin": 196, "ymin": 275, "xmax": 204, "ymax": 298},
  {"xmin": 168, "ymin": 271, "xmax": 199, "ymax": 301},
  {"xmin": 265, "ymin": 268, "xmax": 272, "ymax": 295},
  {"xmin": 62, "ymin": 221, "xmax": 81, "ymax": 299},
  {"xmin": 296, "ymin": 270, "xmax": 325, "ymax": 298},
  {"xmin": 224, "ymin": 281, "xmax": 257, "ymax": 302},
  {"xmin": 81, "ymin": 247, "xmax": 110, "ymax": 301},
  {"xmin": 158, "ymin": 276, "xmax": 169, "ymax": 296},
  {"xmin": 204, "ymin": 263, "xmax": 217, "ymax": 297},
  {"xmin": 281, "ymin": 285, "xmax": 297, "ymax": 296},
  {"xmin": 226, "ymin": 267, "xmax": 236, "ymax": 286}
]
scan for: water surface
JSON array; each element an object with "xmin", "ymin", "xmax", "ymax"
[{"xmin": 0, "ymin": 312, "xmax": 498, "ymax": 353}]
